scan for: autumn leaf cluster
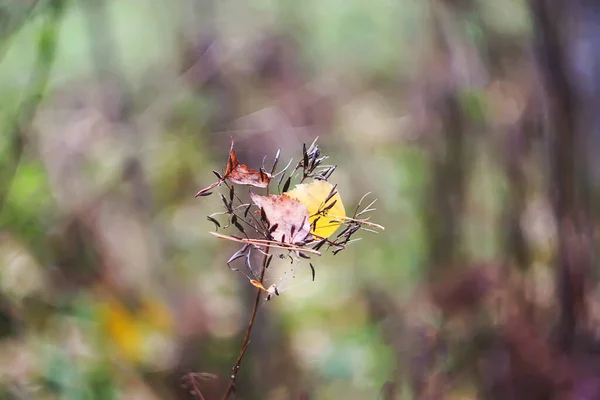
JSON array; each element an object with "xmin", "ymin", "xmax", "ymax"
[{"xmin": 195, "ymin": 139, "xmax": 383, "ymax": 299}]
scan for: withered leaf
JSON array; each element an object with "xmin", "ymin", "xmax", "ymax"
[
  {"xmin": 207, "ymin": 216, "xmax": 221, "ymax": 229},
  {"xmin": 260, "ymin": 207, "xmax": 269, "ymax": 224},
  {"xmin": 233, "ymin": 220, "xmax": 245, "ymax": 234},
  {"xmin": 265, "ymin": 254, "xmax": 273, "ymax": 269},
  {"xmin": 313, "ymin": 238, "xmax": 327, "ymax": 251},
  {"xmin": 324, "ymin": 184, "xmax": 338, "ymax": 204},
  {"xmin": 220, "ymin": 194, "xmax": 231, "ymax": 212},
  {"xmin": 231, "ymin": 214, "xmax": 244, "ymax": 232},
  {"xmin": 250, "ymin": 192, "xmax": 312, "ymax": 244},
  {"xmin": 321, "ymin": 199, "xmax": 337, "ymax": 213},
  {"xmin": 227, "ymin": 244, "xmax": 249, "ymax": 269},
  {"xmin": 311, "ymin": 216, "xmax": 320, "ymax": 232},
  {"xmin": 303, "ymin": 143, "xmax": 309, "ymax": 167},
  {"xmin": 233, "ymin": 223, "xmax": 244, "ymax": 234},
  {"xmin": 195, "ymin": 141, "xmax": 272, "ymax": 197},
  {"xmin": 282, "ymin": 176, "xmax": 291, "ymax": 193},
  {"xmin": 225, "ymin": 142, "xmax": 271, "ymax": 187}
]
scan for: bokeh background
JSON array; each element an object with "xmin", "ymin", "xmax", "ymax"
[{"xmin": 2, "ymin": 0, "xmax": 599, "ymax": 399}]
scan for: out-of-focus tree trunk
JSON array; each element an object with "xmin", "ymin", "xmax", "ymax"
[{"xmin": 530, "ymin": 0, "xmax": 594, "ymax": 356}]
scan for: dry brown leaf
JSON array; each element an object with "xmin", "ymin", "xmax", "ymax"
[
  {"xmin": 195, "ymin": 141, "xmax": 271, "ymax": 197},
  {"xmin": 249, "ymin": 192, "xmax": 312, "ymax": 244},
  {"xmin": 250, "ymin": 279, "xmax": 279, "ymax": 300},
  {"xmin": 225, "ymin": 142, "xmax": 271, "ymax": 187}
]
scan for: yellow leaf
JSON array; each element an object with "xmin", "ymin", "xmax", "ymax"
[
  {"xmin": 287, "ymin": 180, "xmax": 346, "ymax": 239},
  {"xmin": 99, "ymin": 297, "xmax": 143, "ymax": 363},
  {"xmin": 141, "ymin": 297, "xmax": 173, "ymax": 332},
  {"xmin": 97, "ymin": 295, "xmax": 173, "ymax": 365}
]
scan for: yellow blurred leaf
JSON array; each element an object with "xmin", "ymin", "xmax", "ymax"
[
  {"xmin": 97, "ymin": 295, "xmax": 173, "ymax": 366},
  {"xmin": 99, "ymin": 297, "xmax": 143, "ymax": 363}
]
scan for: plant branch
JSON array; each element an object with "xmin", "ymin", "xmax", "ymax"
[
  {"xmin": 209, "ymin": 232, "xmax": 322, "ymax": 255},
  {"xmin": 0, "ymin": 0, "xmax": 64, "ymax": 213},
  {"xmin": 220, "ymin": 247, "xmax": 271, "ymax": 400}
]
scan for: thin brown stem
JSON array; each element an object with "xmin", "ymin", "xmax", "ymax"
[
  {"xmin": 189, "ymin": 379, "xmax": 207, "ymax": 400},
  {"xmin": 220, "ymin": 247, "xmax": 271, "ymax": 400},
  {"xmin": 209, "ymin": 232, "xmax": 322, "ymax": 255}
]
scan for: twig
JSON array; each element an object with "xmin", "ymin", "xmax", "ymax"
[
  {"xmin": 220, "ymin": 248, "xmax": 271, "ymax": 400},
  {"xmin": 209, "ymin": 232, "xmax": 322, "ymax": 255},
  {"xmin": 188, "ymin": 379, "xmax": 206, "ymax": 400},
  {"xmin": 0, "ymin": 0, "xmax": 65, "ymax": 213},
  {"xmin": 328, "ymin": 214, "xmax": 385, "ymax": 231}
]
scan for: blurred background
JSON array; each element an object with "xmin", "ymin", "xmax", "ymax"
[{"xmin": 2, "ymin": 0, "xmax": 600, "ymax": 399}]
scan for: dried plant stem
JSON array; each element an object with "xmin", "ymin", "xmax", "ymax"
[
  {"xmin": 329, "ymin": 215, "xmax": 385, "ymax": 231},
  {"xmin": 189, "ymin": 379, "xmax": 207, "ymax": 400},
  {"xmin": 220, "ymin": 248, "xmax": 271, "ymax": 400},
  {"xmin": 210, "ymin": 232, "xmax": 322, "ymax": 255}
]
